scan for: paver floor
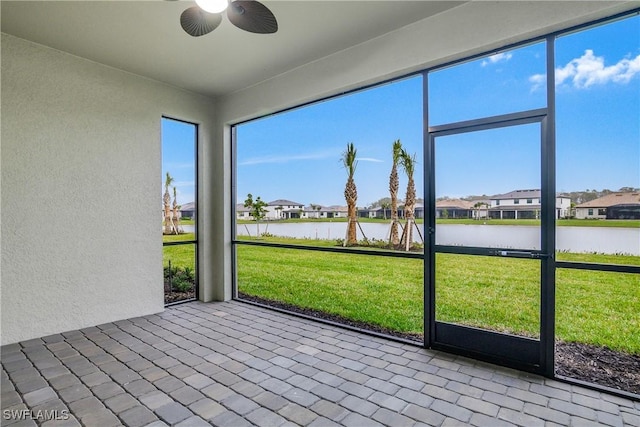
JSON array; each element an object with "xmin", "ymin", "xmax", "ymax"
[{"xmin": 1, "ymin": 301, "xmax": 639, "ymax": 426}]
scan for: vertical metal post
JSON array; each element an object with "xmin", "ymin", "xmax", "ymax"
[
  {"xmin": 422, "ymin": 70, "xmax": 436, "ymax": 348},
  {"xmin": 540, "ymin": 35, "xmax": 557, "ymax": 377},
  {"xmin": 231, "ymin": 125, "xmax": 239, "ymax": 299},
  {"xmin": 194, "ymin": 123, "xmax": 200, "ymax": 301}
]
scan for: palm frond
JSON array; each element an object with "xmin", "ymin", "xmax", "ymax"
[
  {"xmin": 400, "ymin": 148, "xmax": 417, "ymax": 178},
  {"xmin": 392, "ymin": 139, "xmax": 403, "ymax": 165},
  {"xmin": 164, "ymin": 172, "xmax": 174, "ymax": 190},
  {"xmin": 341, "ymin": 142, "xmax": 358, "ymax": 177}
]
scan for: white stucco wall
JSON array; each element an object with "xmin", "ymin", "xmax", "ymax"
[{"xmin": 1, "ymin": 34, "xmax": 217, "ymax": 345}]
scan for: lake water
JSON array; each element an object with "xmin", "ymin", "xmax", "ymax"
[{"xmin": 237, "ymin": 222, "xmax": 640, "ymax": 255}]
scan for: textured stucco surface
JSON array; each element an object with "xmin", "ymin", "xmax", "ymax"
[{"xmin": 1, "ymin": 34, "xmax": 217, "ymax": 345}]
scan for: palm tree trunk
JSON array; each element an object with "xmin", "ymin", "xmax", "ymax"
[
  {"xmin": 389, "ymin": 140, "xmax": 402, "ymax": 247},
  {"xmin": 345, "ymin": 178, "xmax": 358, "ymax": 245},
  {"xmin": 163, "ymin": 191, "xmax": 171, "ymax": 234},
  {"xmin": 402, "ymin": 177, "xmax": 416, "ymax": 250},
  {"xmin": 390, "ymin": 165, "xmax": 400, "ymax": 246},
  {"xmin": 172, "ymin": 204, "xmax": 180, "ymax": 234},
  {"xmin": 347, "ymin": 205, "xmax": 357, "ymax": 244}
]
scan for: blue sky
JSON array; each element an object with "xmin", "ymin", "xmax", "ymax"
[
  {"xmin": 162, "ymin": 118, "xmax": 196, "ymax": 206},
  {"xmin": 165, "ymin": 14, "xmax": 639, "ymax": 208},
  {"xmin": 235, "ymin": 75, "xmax": 424, "ymax": 207}
]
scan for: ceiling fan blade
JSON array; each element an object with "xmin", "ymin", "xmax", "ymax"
[
  {"xmin": 180, "ymin": 6, "xmax": 222, "ymax": 37},
  {"xmin": 227, "ymin": 0, "xmax": 278, "ymax": 34}
]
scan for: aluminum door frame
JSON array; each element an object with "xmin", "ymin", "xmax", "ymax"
[{"xmin": 424, "ymin": 108, "xmax": 555, "ymax": 375}]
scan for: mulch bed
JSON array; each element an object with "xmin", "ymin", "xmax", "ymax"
[
  {"xmin": 238, "ymin": 293, "xmax": 640, "ymax": 396},
  {"xmin": 556, "ymin": 341, "xmax": 640, "ymax": 395},
  {"xmin": 165, "ymin": 289, "xmax": 195, "ymax": 304}
]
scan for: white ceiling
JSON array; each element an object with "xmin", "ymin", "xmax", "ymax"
[{"xmin": 1, "ymin": 1, "xmax": 466, "ymax": 98}]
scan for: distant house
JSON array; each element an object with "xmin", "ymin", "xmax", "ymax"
[
  {"xmin": 237, "ymin": 200, "xmax": 349, "ymax": 220},
  {"xmin": 236, "ymin": 203, "xmax": 251, "ymax": 219},
  {"xmin": 306, "ymin": 205, "xmax": 348, "ymax": 219},
  {"xmin": 367, "ymin": 207, "xmax": 392, "ymax": 219},
  {"xmin": 267, "ymin": 199, "xmax": 305, "ymax": 219},
  {"xmin": 235, "ymin": 199, "xmax": 301, "ymax": 220},
  {"xmin": 413, "ymin": 203, "xmax": 424, "ymax": 219},
  {"xmin": 179, "ymin": 201, "xmax": 196, "ymax": 220},
  {"xmin": 575, "ymin": 192, "xmax": 640, "ymax": 219},
  {"xmin": 363, "ymin": 205, "xmax": 419, "ymax": 219},
  {"xmin": 327, "ymin": 206, "xmax": 348, "ymax": 218},
  {"xmin": 436, "ymin": 199, "xmax": 474, "ymax": 219},
  {"xmin": 357, "ymin": 207, "xmax": 370, "ymax": 218},
  {"xmin": 489, "ymin": 189, "xmax": 571, "ymax": 219},
  {"xmin": 301, "ymin": 205, "xmax": 336, "ymax": 219}
]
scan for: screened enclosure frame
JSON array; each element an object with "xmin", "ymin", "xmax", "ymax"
[
  {"xmin": 230, "ymin": 9, "xmax": 640, "ymax": 398},
  {"xmin": 162, "ymin": 116, "xmax": 199, "ymax": 306}
]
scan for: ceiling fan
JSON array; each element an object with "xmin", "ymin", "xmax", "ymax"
[{"xmin": 179, "ymin": 0, "xmax": 278, "ymax": 37}]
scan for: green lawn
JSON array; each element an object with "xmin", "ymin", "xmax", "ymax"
[
  {"xmin": 237, "ymin": 245, "xmax": 424, "ymax": 334},
  {"xmin": 163, "ymin": 233, "xmax": 196, "ymax": 269},
  {"xmin": 434, "ymin": 254, "xmax": 541, "ymax": 337},
  {"xmin": 236, "ymin": 239, "xmax": 640, "ymax": 354}
]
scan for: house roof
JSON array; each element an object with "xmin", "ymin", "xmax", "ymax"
[
  {"xmin": 327, "ymin": 206, "xmax": 348, "ymax": 212},
  {"xmin": 268, "ymin": 199, "xmax": 304, "ymax": 207},
  {"xmin": 491, "ymin": 190, "xmax": 571, "ymax": 200},
  {"xmin": 575, "ymin": 192, "xmax": 640, "ymax": 208},
  {"xmin": 491, "ymin": 189, "xmax": 541, "ymax": 200},
  {"xmin": 180, "ymin": 202, "xmax": 196, "ymax": 211},
  {"xmin": 436, "ymin": 199, "xmax": 474, "ymax": 209}
]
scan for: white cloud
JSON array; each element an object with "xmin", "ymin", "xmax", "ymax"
[
  {"xmin": 566, "ymin": 50, "xmax": 640, "ymax": 87},
  {"xmin": 481, "ymin": 52, "xmax": 513, "ymax": 67},
  {"xmin": 239, "ymin": 150, "xmax": 335, "ymax": 166},
  {"xmin": 358, "ymin": 157, "xmax": 384, "ymax": 163},
  {"xmin": 531, "ymin": 50, "xmax": 640, "ymax": 91},
  {"xmin": 528, "ymin": 73, "xmax": 546, "ymax": 92}
]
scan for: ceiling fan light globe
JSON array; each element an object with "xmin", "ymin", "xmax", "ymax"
[{"xmin": 195, "ymin": 0, "xmax": 228, "ymax": 14}]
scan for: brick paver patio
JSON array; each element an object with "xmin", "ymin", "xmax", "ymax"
[{"xmin": 2, "ymin": 301, "xmax": 639, "ymax": 426}]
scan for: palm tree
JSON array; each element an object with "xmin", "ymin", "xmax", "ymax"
[
  {"xmin": 389, "ymin": 140, "xmax": 402, "ymax": 246},
  {"xmin": 172, "ymin": 186, "xmax": 181, "ymax": 234},
  {"xmin": 400, "ymin": 149, "xmax": 417, "ymax": 250},
  {"xmin": 163, "ymin": 172, "xmax": 174, "ymax": 234},
  {"xmin": 473, "ymin": 201, "xmax": 489, "ymax": 220},
  {"xmin": 341, "ymin": 143, "xmax": 358, "ymax": 245},
  {"xmin": 381, "ymin": 201, "xmax": 390, "ymax": 220}
]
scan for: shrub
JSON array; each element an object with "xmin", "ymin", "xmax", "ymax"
[{"xmin": 164, "ymin": 265, "xmax": 195, "ymax": 293}]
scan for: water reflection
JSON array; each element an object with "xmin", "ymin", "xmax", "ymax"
[{"xmin": 236, "ymin": 222, "xmax": 639, "ymax": 255}]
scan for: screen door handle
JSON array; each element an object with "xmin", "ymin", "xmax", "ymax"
[{"xmin": 493, "ymin": 250, "xmax": 551, "ymax": 259}]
